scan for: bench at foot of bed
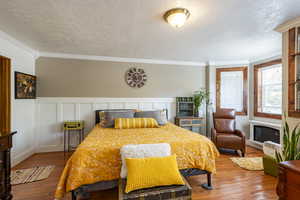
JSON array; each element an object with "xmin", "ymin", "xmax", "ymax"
[{"xmin": 72, "ymin": 169, "xmax": 213, "ymax": 200}]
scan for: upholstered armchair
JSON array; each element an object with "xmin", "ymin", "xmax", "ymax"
[{"xmin": 211, "ymin": 109, "xmax": 246, "ymax": 157}]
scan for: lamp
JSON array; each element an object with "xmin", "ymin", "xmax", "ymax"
[{"xmin": 164, "ymin": 8, "xmax": 190, "ymax": 28}]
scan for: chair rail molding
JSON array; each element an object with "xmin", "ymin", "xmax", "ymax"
[{"xmin": 35, "ymin": 97, "xmax": 176, "ymax": 152}]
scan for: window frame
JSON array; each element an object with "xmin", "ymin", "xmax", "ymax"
[
  {"xmin": 288, "ymin": 27, "xmax": 300, "ymax": 118},
  {"xmin": 216, "ymin": 67, "xmax": 248, "ymax": 116},
  {"xmin": 254, "ymin": 59, "xmax": 282, "ymax": 119}
]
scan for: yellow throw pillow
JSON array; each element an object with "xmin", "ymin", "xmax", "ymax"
[
  {"xmin": 115, "ymin": 118, "xmax": 159, "ymax": 129},
  {"xmin": 125, "ymin": 155, "xmax": 184, "ymax": 193}
]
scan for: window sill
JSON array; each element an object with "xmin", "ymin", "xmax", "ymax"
[
  {"xmin": 254, "ymin": 112, "xmax": 282, "ymax": 120},
  {"xmin": 236, "ymin": 111, "xmax": 247, "ymax": 116}
]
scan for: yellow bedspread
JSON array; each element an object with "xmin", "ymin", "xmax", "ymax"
[{"xmin": 55, "ymin": 123, "xmax": 219, "ymax": 199}]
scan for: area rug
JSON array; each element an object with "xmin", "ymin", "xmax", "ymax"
[
  {"xmin": 230, "ymin": 157, "xmax": 263, "ymax": 171},
  {"xmin": 11, "ymin": 165, "xmax": 55, "ymax": 185}
]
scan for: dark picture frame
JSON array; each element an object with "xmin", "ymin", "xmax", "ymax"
[{"xmin": 14, "ymin": 71, "xmax": 36, "ymax": 99}]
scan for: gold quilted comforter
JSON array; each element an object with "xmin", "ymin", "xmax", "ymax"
[{"xmin": 55, "ymin": 123, "xmax": 219, "ymax": 199}]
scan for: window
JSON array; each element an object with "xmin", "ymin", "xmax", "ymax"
[
  {"xmin": 254, "ymin": 59, "xmax": 282, "ymax": 119},
  {"xmin": 288, "ymin": 27, "xmax": 300, "ymax": 118},
  {"xmin": 216, "ymin": 67, "xmax": 248, "ymax": 115}
]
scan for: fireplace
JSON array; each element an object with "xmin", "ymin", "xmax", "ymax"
[
  {"xmin": 249, "ymin": 120, "xmax": 282, "ymax": 149},
  {"xmin": 254, "ymin": 125, "xmax": 280, "ymax": 144}
]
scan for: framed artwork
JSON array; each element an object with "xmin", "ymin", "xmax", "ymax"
[{"xmin": 14, "ymin": 71, "xmax": 36, "ymax": 99}]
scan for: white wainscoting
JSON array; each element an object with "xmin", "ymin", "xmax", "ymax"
[{"xmin": 36, "ymin": 97, "xmax": 176, "ymax": 152}]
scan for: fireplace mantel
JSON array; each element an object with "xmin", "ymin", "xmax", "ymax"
[{"xmin": 249, "ymin": 120, "xmax": 281, "ymax": 129}]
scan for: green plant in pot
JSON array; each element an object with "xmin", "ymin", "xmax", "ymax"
[
  {"xmin": 193, "ymin": 89, "xmax": 210, "ymax": 117},
  {"xmin": 275, "ymin": 119, "xmax": 300, "ymax": 162}
]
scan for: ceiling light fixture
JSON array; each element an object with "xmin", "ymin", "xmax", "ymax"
[{"xmin": 164, "ymin": 8, "xmax": 190, "ymax": 28}]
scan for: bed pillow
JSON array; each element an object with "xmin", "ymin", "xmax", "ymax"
[
  {"xmin": 99, "ymin": 110, "xmax": 135, "ymax": 128},
  {"xmin": 120, "ymin": 143, "xmax": 171, "ymax": 178},
  {"xmin": 134, "ymin": 110, "xmax": 168, "ymax": 125},
  {"xmin": 125, "ymin": 155, "xmax": 184, "ymax": 193},
  {"xmin": 115, "ymin": 118, "xmax": 159, "ymax": 129}
]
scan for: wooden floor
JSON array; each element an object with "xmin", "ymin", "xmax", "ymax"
[{"xmin": 12, "ymin": 147, "xmax": 278, "ymax": 200}]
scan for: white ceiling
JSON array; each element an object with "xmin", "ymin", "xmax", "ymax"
[{"xmin": 0, "ymin": 0, "xmax": 299, "ymax": 63}]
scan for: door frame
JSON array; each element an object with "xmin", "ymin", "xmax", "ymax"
[{"xmin": 0, "ymin": 55, "xmax": 11, "ymax": 132}]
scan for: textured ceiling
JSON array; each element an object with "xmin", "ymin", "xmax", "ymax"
[{"xmin": 0, "ymin": 0, "xmax": 299, "ymax": 62}]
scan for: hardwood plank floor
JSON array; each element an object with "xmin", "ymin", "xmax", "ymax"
[{"xmin": 12, "ymin": 147, "xmax": 278, "ymax": 200}]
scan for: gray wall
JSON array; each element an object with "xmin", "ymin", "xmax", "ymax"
[{"xmin": 36, "ymin": 57, "xmax": 205, "ymax": 97}]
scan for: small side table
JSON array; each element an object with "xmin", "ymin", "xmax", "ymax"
[{"xmin": 63, "ymin": 121, "xmax": 84, "ymax": 153}]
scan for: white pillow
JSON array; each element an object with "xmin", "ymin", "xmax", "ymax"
[{"xmin": 120, "ymin": 143, "xmax": 171, "ymax": 178}]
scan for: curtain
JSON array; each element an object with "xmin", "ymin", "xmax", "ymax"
[{"xmin": 0, "ymin": 56, "xmax": 11, "ymax": 133}]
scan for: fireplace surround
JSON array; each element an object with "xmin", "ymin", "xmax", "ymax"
[{"xmin": 249, "ymin": 120, "xmax": 282, "ymax": 149}]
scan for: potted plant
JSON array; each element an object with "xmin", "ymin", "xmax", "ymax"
[
  {"xmin": 275, "ymin": 119, "xmax": 300, "ymax": 162},
  {"xmin": 193, "ymin": 89, "xmax": 210, "ymax": 117}
]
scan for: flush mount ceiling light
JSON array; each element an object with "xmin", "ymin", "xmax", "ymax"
[{"xmin": 164, "ymin": 8, "xmax": 190, "ymax": 28}]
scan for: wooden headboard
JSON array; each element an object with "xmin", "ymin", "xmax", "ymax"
[{"xmin": 95, "ymin": 109, "xmax": 168, "ymax": 125}]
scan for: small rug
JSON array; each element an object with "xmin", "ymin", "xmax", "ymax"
[
  {"xmin": 230, "ymin": 157, "xmax": 263, "ymax": 171},
  {"xmin": 11, "ymin": 165, "xmax": 55, "ymax": 185}
]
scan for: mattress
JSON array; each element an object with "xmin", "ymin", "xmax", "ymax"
[{"xmin": 55, "ymin": 122, "xmax": 219, "ymax": 199}]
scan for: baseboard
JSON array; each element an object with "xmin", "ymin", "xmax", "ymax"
[
  {"xmin": 11, "ymin": 146, "xmax": 35, "ymax": 167},
  {"xmin": 37, "ymin": 145, "xmax": 64, "ymax": 153}
]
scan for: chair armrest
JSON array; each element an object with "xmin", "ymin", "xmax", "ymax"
[
  {"xmin": 211, "ymin": 128, "xmax": 217, "ymax": 143},
  {"xmin": 235, "ymin": 129, "xmax": 245, "ymax": 139}
]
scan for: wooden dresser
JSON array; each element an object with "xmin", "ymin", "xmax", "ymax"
[
  {"xmin": 277, "ymin": 160, "xmax": 300, "ymax": 200},
  {"xmin": 0, "ymin": 131, "xmax": 16, "ymax": 200}
]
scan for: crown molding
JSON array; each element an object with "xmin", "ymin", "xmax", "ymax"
[
  {"xmin": 38, "ymin": 52, "xmax": 207, "ymax": 67},
  {"xmin": 275, "ymin": 16, "xmax": 300, "ymax": 33},
  {"xmin": 248, "ymin": 51, "xmax": 282, "ymax": 64},
  {"xmin": 0, "ymin": 30, "xmax": 39, "ymax": 58},
  {"xmin": 39, "ymin": 52, "xmax": 253, "ymax": 67},
  {"xmin": 209, "ymin": 60, "xmax": 249, "ymax": 67}
]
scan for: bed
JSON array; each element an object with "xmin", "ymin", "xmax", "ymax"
[{"xmin": 55, "ymin": 110, "xmax": 219, "ymax": 200}]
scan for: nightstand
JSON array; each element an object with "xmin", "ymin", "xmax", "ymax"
[
  {"xmin": 63, "ymin": 121, "xmax": 84, "ymax": 152},
  {"xmin": 175, "ymin": 116, "xmax": 204, "ymax": 134}
]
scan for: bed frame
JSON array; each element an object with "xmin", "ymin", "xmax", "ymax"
[{"xmin": 71, "ymin": 109, "xmax": 213, "ymax": 200}]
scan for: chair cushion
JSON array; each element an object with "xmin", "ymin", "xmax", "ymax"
[
  {"xmin": 214, "ymin": 119, "xmax": 235, "ymax": 133},
  {"xmin": 216, "ymin": 133, "xmax": 243, "ymax": 149}
]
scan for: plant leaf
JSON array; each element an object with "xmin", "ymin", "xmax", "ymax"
[
  {"xmin": 295, "ymin": 151, "xmax": 300, "ymax": 160},
  {"xmin": 281, "ymin": 117, "xmax": 300, "ymax": 161},
  {"xmin": 275, "ymin": 150, "xmax": 283, "ymax": 162}
]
